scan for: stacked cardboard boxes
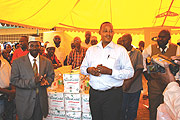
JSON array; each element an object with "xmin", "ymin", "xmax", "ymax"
[{"xmin": 45, "ymin": 68, "xmax": 91, "ymax": 120}]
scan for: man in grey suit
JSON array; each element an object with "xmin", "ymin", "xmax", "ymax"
[{"xmin": 10, "ymin": 35, "xmax": 55, "ymax": 120}]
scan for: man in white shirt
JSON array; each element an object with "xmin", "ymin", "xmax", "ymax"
[
  {"xmin": 0, "ymin": 46, "xmax": 14, "ymax": 119},
  {"xmin": 80, "ymin": 22, "xmax": 134, "ymax": 120},
  {"xmin": 53, "ymin": 35, "xmax": 66, "ymax": 65}
]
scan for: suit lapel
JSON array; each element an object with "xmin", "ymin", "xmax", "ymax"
[{"xmin": 23, "ymin": 54, "xmax": 34, "ymax": 77}]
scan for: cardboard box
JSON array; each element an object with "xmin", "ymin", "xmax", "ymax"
[
  {"xmin": 81, "ymin": 94, "xmax": 90, "ymax": 112},
  {"xmin": 82, "ymin": 112, "xmax": 92, "ymax": 120},
  {"xmin": 64, "ymin": 93, "xmax": 81, "ymax": 111},
  {"xmin": 66, "ymin": 111, "xmax": 81, "ymax": 120},
  {"xmin": 63, "ymin": 73, "xmax": 80, "ymax": 93},
  {"xmin": 48, "ymin": 92, "xmax": 64, "ymax": 110}
]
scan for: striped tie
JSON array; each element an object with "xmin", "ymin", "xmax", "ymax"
[
  {"xmin": 33, "ymin": 59, "xmax": 39, "ymax": 94},
  {"xmin": 33, "ymin": 59, "xmax": 38, "ymax": 76}
]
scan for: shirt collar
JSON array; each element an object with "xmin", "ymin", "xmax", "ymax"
[
  {"xmin": 157, "ymin": 43, "xmax": 169, "ymax": 49},
  {"xmin": 28, "ymin": 53, "xmax": 39, "ymax": 62},
  {"xmin": 157, "ymin": 43, "xmax": 169, "ymax": 52},
  {"xmin": 97, "ymin": 41, "xmax": 114, "ymax": 49}
]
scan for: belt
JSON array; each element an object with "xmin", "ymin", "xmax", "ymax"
[{"xmin": 90, "ymin": 86, "xmax": 122, "ymax": 92}]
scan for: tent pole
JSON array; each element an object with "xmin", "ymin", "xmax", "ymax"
[
  {"xmin": 162, "ymin": 0, "xmax": 174, "ymax": 26},
  {"xmin": 37, "ymin": 29, "xmax": 39, "ymax": 35}
]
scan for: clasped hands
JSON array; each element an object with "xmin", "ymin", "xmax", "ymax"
[
  {"xmin": 87, "ymin": 64, "xmax": 112, "ymax": 76},
  {"xmin": 35, "ymin": 74, "xmax": 49, "ymax": 86}
]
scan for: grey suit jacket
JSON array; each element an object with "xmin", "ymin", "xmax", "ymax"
[{"xmin": 10, "ymin": 54, "xmax": 54, "ymax": 120}]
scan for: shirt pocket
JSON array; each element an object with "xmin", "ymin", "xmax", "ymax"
[{"xmin": 105, "ymin": 56, "xmax": 116, "ymax": 69}]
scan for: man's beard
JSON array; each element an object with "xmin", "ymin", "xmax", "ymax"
[
  {"xmin": 30, "ymin": 50, "xmax": 39, "ymax": 58},
  {"xmin": 54, "ymin": 42, "xmax": 60, "ymax": 47},
  {"xmin": 85, "ymin": 38, "xmax": 90, "ymax": 44}
]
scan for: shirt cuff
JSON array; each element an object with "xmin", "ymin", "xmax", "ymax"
[{"xmin": 111, "ymin": 69, "xmax": 121, "ymax": 79}]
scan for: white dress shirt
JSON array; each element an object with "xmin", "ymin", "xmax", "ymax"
[
  {"xmin": 28, "ymin": 53, "xmax": 40, "ymax": 73},
  {"xmin": 80, "ymin": 41, "xmax": 134, "ymax": 91},
  {"xmin": 0, "ymin": 57, "xmax": 11, "ymax": 88},
  {"xmin": 157, "ymin": 82, "xmax": 180, "ymax": 120}
]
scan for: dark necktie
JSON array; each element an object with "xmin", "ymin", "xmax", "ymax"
[
  {"xmin": 33, "ymin": 59, "xmax": 38, "ymax": 76},
  {"xmin": 33, "ymin": 59, "xmax": 39, "ymax": 94}
]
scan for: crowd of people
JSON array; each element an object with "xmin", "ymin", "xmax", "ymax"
[{"xmin": 0, "ymin": 22, "xmax": 180, "ymax": 120}]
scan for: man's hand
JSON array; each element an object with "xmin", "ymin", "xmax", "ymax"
[
  {"xmin": 87, "ymin": 67, "xmax": 101, "ymax": 76},
  {"xmin": 158, "ymin": 62, "xmax": 176, "ymax": 84},
  {"xmin": 97, "ymin": 64, "xmax": 112, "ymax": 75},
  {"xmin": 7, "ymin": 90, "xmax": 15, "ymax": 101},
  {"xmin": 40, "ymin": 78, "xmax": 49, "ymax": 86},
  {"xmin": 171, "ymin": 56, "xmax": 180, "ymax": 65},
  {"xmin": 123, "ymin": 78, "xmax": 133, "ymax": 92},
  {"xmin": 35, "ymin": 74, "xmax": 42, "ymax": 84},
  {"xmin": 39, "ymin": 74, "xmax": 49, "ymax": 86}
]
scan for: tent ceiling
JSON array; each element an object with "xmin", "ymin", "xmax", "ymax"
[{"xmin": 0, "ymin": 0, "xmax": 180, "ymax": 30}]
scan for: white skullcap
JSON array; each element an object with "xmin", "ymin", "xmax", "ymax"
[
  {"xmin": 46, "ymin": 43, "xmax": 55, "ymax": 48},
  {"xmin": 29, "ymin": 36, "xmax": 41, "ymax": 43}
]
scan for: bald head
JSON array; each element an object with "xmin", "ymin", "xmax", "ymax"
[{"xmin": 118, "ymin": 34, "xmax": 132, "ymax": 51}]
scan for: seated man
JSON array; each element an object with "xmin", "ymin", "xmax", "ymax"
[
  {"xmin": 67, "ymin": 37, "xmax": 87, "ymax": 69},
  {"xmin": 43, "ymin": 43, "xmax": 62, "ymax": 69},
  {"xmin": 64, "ymin": 41, "xmax": 75, "ymax": 66},
  {"xmin": 157, "ymin": 55, "xmax": 180, "ymax": 119}
]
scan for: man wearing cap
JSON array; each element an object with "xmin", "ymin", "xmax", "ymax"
[
  {"xmin": 43, "ymin": 43, "xmax": 62, "ymax": 69},
  {"xmin": 10, "ymin": 35, "xmax": 55, "ymax": 120},
  {"xmin": 11, "ymin": 36, "xmax": 29, "ymax": 63},
  {"xmin": 67, "ymin": 36, "xmax": 87, "ymax": 69},
  {"xmin": 53, "ymin": 35, "xmax": 66, "ymax": 65}
]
